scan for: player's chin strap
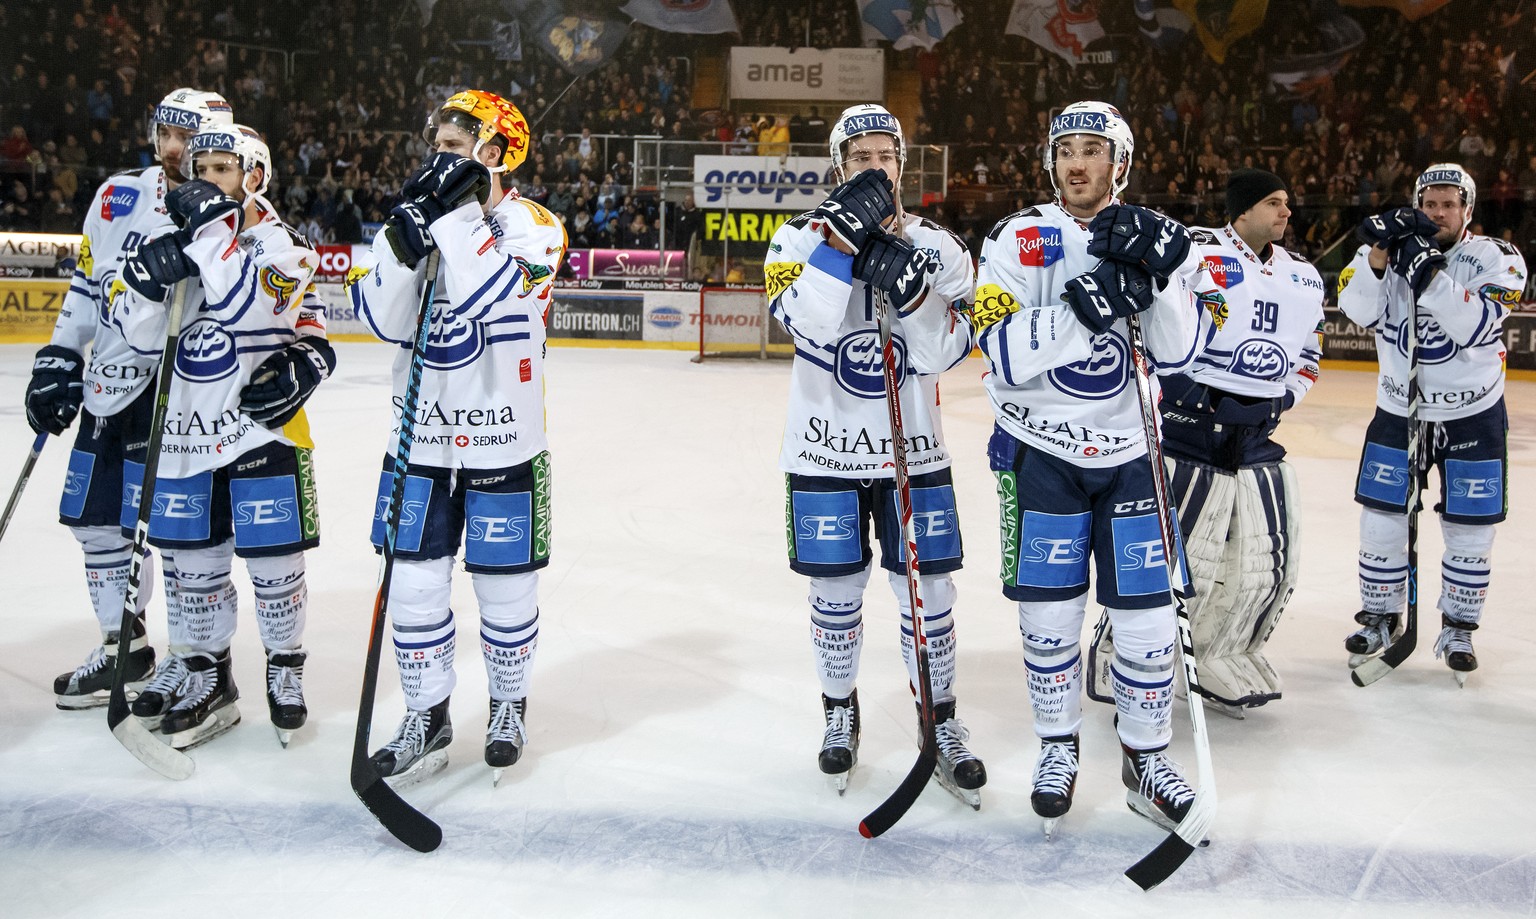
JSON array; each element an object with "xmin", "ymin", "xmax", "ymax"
[{"xmin": 474, "ymin": 140, "xmax": 508, "ymax": 175}]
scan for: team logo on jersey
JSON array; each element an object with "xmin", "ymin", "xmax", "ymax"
[
  {"xmin": 765, "ymin": 261, "xmax": 803, "ymax": 300},
  {"xmin": 260, "ymin": 266, "xmax": 300, "ymax": 314},
  {"xmin": 1016, "ymin": 227, "xmax": 1063, "ymax": 267},
  {"xmin": 422, "ymin": 307, "xmax": 486, "ymax": 371},
  {"xmin": 1197, "ymin": 290, "xmax": 1228, "ymax": 331},
  {"xmin": 1203, "ymin": 255, "xmax": 1243, "ymax": 289},
  {"xmin": 1479, "ymin": 284, "xmax": 1521, "ymax": 307},
  {"xmin": 1046, "ymin": 334, "xmax": 1129, "ymax": 400},
  {"xmin": 1338, "ymin": 266, "xmax": 1355, "ymax": 295},
  {"xmin": 1392, "ymin": 314, "xmax": 1458, "ymax": 364},
  {"xmin": 78, "ymin": 234, "xmax": 95, "ymax": 276},
  {"xmin": 834, "ymin": 330, "xmax": 905, "ymax": 400},
  {"xmin": 100, "ymin": 185, "xmax": 140, "ymax": 221},
  {"xmin": 1230, "ymin": 339, "xmax": 1289, "ymax": 380},
  {"xmin": 174, "ymin": 318, "xmax": 239, "ymax": 382}
]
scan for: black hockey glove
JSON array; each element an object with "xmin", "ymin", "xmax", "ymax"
[
  {"xmin": 813, "ymin": 168, "xmax": 895, "ymax": 253},
  {"xmin": 1088, "ymin": 204, "xmax": 1193, "ymax": 280},
  {"xmin": 24, "ymin": 345, "xmax": 84, "ymax": 435},
  {"xmin": 239, "ymin": 338, "xmax": 338, "ymax": 427},
  {"xmin": 166, "ymin": 178, "xmax": 244, "ymax": 235},
  {"xmin": 1062, "ymin": 259, "xmax": 1154, "ymax": 336},
  {"xmin": 120, "ymin": 232, "xmax": 195, "ymax": 301},
  {"xmin": 403, "ymin": 152, "xmax": 492, "ymax": 210},
  {"xmin": 382, "ymin": 199, "xmax": 445, "ymax": 268},
  {"xmin": 1356, "ymin": 207, "xmax": 1438, "ymax": 249},
  {"xmin": 854, "ymin": 230, "xmax": 938, "ymax": 315},
  {"xmin": 1389, "ymin": 234, "xmax": 1446, "ymax": 297}
]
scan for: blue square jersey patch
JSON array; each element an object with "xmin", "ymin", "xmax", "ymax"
[
  {"xmin": 893, "ymin": 484, "xmax": 962, "ymax": 565},
  {"xmin": 1016, "ymin": 510, "xmax": 1091, "ymax": 589},
  {"xmin": 231, "ymin": 475, "xmax": 303, "ymax": 549},
  {"xmin": 1444, "ymin": 458, "xmax": 1503, "ymax": 518},
  {"xmin": 792, "ymin": 490, "xmax": 862, "ymax": 566},
  {"xmin": 370, "ymin": 471, "xmax": 433, "ymax": 554},
  {"xmin": 1357, "ymin": 442, "xmax": 1411, "ymax": 508},
  {"xmin": 464, "ymin": 490, "xmax": 533, "ymax": 569},
  {"xmin": 59, "ymin": 450, "xmax": 95, "ymax": 520},
  {"xmin": 1111, "ymin": 513, "xmax": 1172, "ymax": 597}
]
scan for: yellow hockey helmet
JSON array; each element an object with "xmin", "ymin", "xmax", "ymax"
[{"xmin": 424, "ymin": 90, "xmax": 530, "ymax": 174}]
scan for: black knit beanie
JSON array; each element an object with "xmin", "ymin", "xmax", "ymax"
[{"xmin": 1226, "ymin": 169, "xmax": 1287, "ymax": 221}]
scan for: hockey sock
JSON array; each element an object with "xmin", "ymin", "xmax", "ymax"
[
  {"xmin": 474, "ymin": 571, "xmax": 539, "ymax": 700},
  {"xmin": 390, "ymin": 557, "xmax": 456, "ymax": 710},
  {"xmin": 173, "ymin": 540, "xmax": 239, "ymax": 654},
  {"xmin": 71, "ymin": 525, "xmax": 154, "ymax": 634},
  {"xmin": 246, "ymin": 552, "xmax": 308, "ymax": 652},
  {"xmin": 1018, "ymin": 598, "xmax": 1087, "ymax": 739},
  {"xmin": 808, "ymin": 568, "xmax": 870, "ymax": 699},
  {"xmin": 890, "ymin": 571, "xmax": 957, "ymax": 703},
  {"xmin": 161, "ymin": 548, "xmax": 184, "ymax": 653},
  {"xmin": 1107, "ymin": 604, "xmax": 1176, "ymax": 750},
  {"xmin": 1439, "ymin": 521, "xmax": 1494, "ymax": 627},
  {"xmin": 1358, "ymin": 507, "xmax": 1409, "ymax": 614}
]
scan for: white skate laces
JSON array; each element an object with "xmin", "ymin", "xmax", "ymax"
[
  {"xmin": 1352, "ymin": 613, "xmax": 1397, "ymax": 655},
  {"xmin": 822, "ymin": 703, "xmax": 856, "ymax": 753},
  {"xmin": 143, "ymin": 654, "xmax": 190, "ymax": 699},
  {"xmin": 935, "ymin": 716, "xmax": 978, "ymax": 767},
  {"xmin": 1134, "ymin": 749, "xmax": 1195, "ymax": 812},
  {"xmin": 487, "ymin": 699, "xmax": 526, "ymax": 748},
  {"xmin": 384, "ymin": 709, "xmax": 432, "ymax": 758},
  {"xmin": 1034, "ymin": 738, "xmax": 1078, "ymax": 798},
  {"xmin": 1433, "ymin": 626, "xmax": 1474, "ymax": 661},
  {"xmin": 267, "ymin": 662, "xmax": 304, "ymax": 709},
  {"xmin": 169, "ymin": 666, "xmax": 216, "ymax": 712},
  {"xmin": 70, "ymin": 645, "xmax": 110, "ymax": 682}
]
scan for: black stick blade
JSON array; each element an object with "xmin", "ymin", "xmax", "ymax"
[
  {"xmin": 1350, "ymin": 632, "xmax": 1418, "ymax": 687},
  {"xmin": 1124, "ymin": 833, "xmax": 1196, "ymax": 891},
  {"xmin": 858, "ymin": 746, "xmax": 938, "ymax": 839},
  {"xmin": 351, "ymin": 762, "xmax": 442, "ymax": 853}
]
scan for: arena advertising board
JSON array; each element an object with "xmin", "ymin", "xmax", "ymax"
[
  {"xmin": 547, "ymin": 294, "xmax": 645, "ymax": 341},
  {"xmin": 564, "ymin": 248, "xmax": 687, "ymax": 280},
  {"xmin": 0, "ymin": 232, "xmax": 82, "ymax": 278},
  {"xmin": 728, "ymin": 47, "xmax": 884, "ymax": 101},
  {"xmin": 692, "ymin": 156, "xmax": 830, "ymax": 212},
  {"xmin": 695, "ymin": 210, "xmax": 800, "ymax": 257}
]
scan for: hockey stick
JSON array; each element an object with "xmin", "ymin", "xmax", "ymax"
[
  {"xmin": 350, "ymin": 248, "xmax": 445, "ymax": 853},
  {"xmin": 1351, "ymin": 287, "xmax": 1422, "ymax": 687},
  {"xmin": 1122, "ymin": 311, "xmax": 1217, "ymax": 890},
  {"xmin": 858, "ymin": 285, "xmax": 940, "ymax": 840},
  {"xmin": 0, "ymin": 432, "xmax": 47, "ymax": 546},
  {"xmin": 106, "ymin": 281, "xmax": 195, "ymax": 781}
]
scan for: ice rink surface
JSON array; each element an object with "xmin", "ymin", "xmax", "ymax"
[{"xmin": 1, "ymin": 342, "xmax": 1534, "ymax": 919}]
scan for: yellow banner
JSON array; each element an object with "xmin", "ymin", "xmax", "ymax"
[
  {"xmin": 1173, "ymin": 0, "xmax": 1270, "ymax": 64},
  {"xmin": 0, "ymin": 279, "xmax": 67, "ymax": 342},
  {"xmin": 1339, "ymin": 0, "xmax": 1452, "ymax": 20}
]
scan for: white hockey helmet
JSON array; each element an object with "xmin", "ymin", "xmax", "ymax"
[
  {"xmin": 1415, "ymin": 162, "xmax": 1476, "ymax": 213},
  {"xmin": 829, "ymin": 103, "xmax": 905, "ymax": 181},
  {"xmin": 150, "ymin": 88, "xmax": 234, "ymax": 158},
  {"xmin": 183, "ymin": 124, "xmax": 273, "ymax": 196},
  {"xmin": 1045, "ymin": 101, "xmax": 1135, "ymax": 197}
]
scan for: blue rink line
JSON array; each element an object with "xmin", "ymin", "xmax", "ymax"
[{"xmin": 3, "ymin": 795, "xmax": 1535, "ymax": 908}]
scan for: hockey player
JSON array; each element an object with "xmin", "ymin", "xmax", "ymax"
[
  {"xmin": 1338, "ymin": 163, "xmax": 1526, "ymax": 685},
  {"xmin": 25, "ymin": 88, "xmax": 233, "ymax": 711},
  {"xmin": 976, "ymin": 102, "xmax": 1209, "ymax": 836},
  {"xmin": 109, "ymin": 123, "xmax": 335, "ymax": 748},
  {"xmin": 766, "ymin": 103, "xmax": 986, "ymax": 805},
  {"xmin": 1092, "ymin": 169, "xmax": 1324, "ymax": 715},
  {"xmin": 350, "ymin": 90, "xmax": 564, "ymax": 786}
]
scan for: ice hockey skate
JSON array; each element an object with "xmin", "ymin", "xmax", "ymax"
[
  {"xmin": 818, "ymin": 691, "xmax": 859, "ymax": 794},
  {"xmin": 161, "ymin": 650, "xmax": 241, "ymax": 750},
  {"xmin": 931, "ymin": 701, "xmax": 985, "ymax": 811},
  {"xmin": 1031, "ymin": 734, "xmax": 1079, "ymax": 839},
  {"xmin": 1345, "ymin": 611, "xmax": 1401, "ymax": 667},
  {"xmin": 53, "ymin": 618, "xmax": 155, "ymax": 710},
  {"xmin": 265, "ymin": 649, "xmax": 308, "ymax": 747},
  {"xmin": 1433, "ymin": 622, "xmax": 1478, "ymax": 687},
  {"xmin": 1122, "ymin": 744, "xmax": 1198, "ymax": 835},
  {"xmin": 132, "ymin": 653, "xmax": 190, "ymax": 729},
  {"xmin": 370, "ymin": 699, "xmax": 453, "ymax": 788},
  {"xmin": 486, "ymin": 698, "xmax": 527, "ymax": 786}
]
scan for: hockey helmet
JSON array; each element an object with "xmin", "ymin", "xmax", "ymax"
[
  {"xmin": 829, "ymin": 103, "xmax": 906, "ymax": 181},
  {"xmin": 183, "ymin": 124, "xmax": 273, "ymax": 196},
  {"xmin": 1045, "ymin": 101, "xmax": 1135, "ymax": 198},
  {"xmin": 1415, "ymin": 162, "xmax": 1476, "ymax": 213},
  {"xmin": 150, "ymin": 88, "xmax": 234, "ymax": 158},
  {"xmin": 425, "ymin": 90, "xmax": 530, "ymax": 174}
]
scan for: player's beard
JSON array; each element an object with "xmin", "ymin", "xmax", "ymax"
[{"xmin": 1058, "ymin": 167, "xmax": 1112, "ymax": 215}]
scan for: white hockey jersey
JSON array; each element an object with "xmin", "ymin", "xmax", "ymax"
[
  {"xmin": 1186, "ymin": 224, "xmax": 1324, "ymax": 404},
  {"xmin": 350, "ymin": 190, "xmax": 566, "ymax": 470},
  {"xmin": 1338, "ymin": 230, "xmax": 1527, "ymax": 421},
  {"xmin": 111, "ymin": 200, "xmax": 328, "ymax": 478},
  {"xmin": 767, "ymin": 211, "xmax": 976, "ymax": 478},
  {"xmin": 49, "ymin": 167, "xmax": 175, "ymax": 415},
  {"xmin": 976, "ymin": 201, "xmax": 1210, "ymax": 467}
]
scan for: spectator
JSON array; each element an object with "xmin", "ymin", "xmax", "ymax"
[{"xmin": 620, "ymin": 213, "xmax": 657, "ymax": 249}]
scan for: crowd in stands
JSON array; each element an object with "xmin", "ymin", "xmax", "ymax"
[{"xmin": 3, "ymin": 0, "xmax": 1536, "ymax": 273}]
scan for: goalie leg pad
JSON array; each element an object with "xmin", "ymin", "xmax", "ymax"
[
  {"xmin": 71, "ymin": 525, "xmax": 154, "ymax": 633},
  {"xmin": 890, "ymin": 571, "xmax": 957, "ymax": 703},
  {"xmin": 1019, "ymin": 597, "xmax": 1087, "ymax": 739},
  {"xmin": 474, "ymin": 571, "xmax": 539, "ymax": 700},
  {"xmin": 389, "ymin": 556, "xmax": 457, "ymax": 709},
  {"xmin": 172, "ymin": 540, "xmax": 239, "ymax": 654},
  {"xmin": 808, "ymin": 566, "xmax": 871, "ymax": 699},
  {"xmin": 1358, "ymin": 507, "xmax": 1409, "ymax": 614},
  {"xmin": 245, "ymin": 552, "xmax": 307, "ymax": 652},
  {"xmin": 1439, "ymin": 521, "xmax": 1494, "ymax": 627},
  {"xmin": 1106, "ymin": 603, "xmax": 1176, "ymax": 750}
]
